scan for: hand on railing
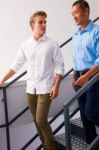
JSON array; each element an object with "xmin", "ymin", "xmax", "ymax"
[
  {"xmin": 0, "ymin": 79, "xmax": 4, "ymax": 87},
  {"xmin": 0, "ymin": 69, "xmax": 15, "ymax": 88},
  {"xmin": 74, "ymin": 74, "xmax": 88, "ymax": 87}
]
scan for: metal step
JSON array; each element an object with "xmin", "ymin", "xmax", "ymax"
[
  {"xmin": 55, "ymin": 117, "xmax": 99, "ymax": 150},
  {"xmin": 55, "ymin": 133, "xmax": 88, "ymax": 150},
  {"xmin": 55, "ymin": 117, "xmax": 88, "ymax": 150},
  {"xmin": 55, "ymin": 140, "xmax": 66, "ymax": 150},
  {"xmin": 71, "ymin": 117, "xmax": 85, "ymax": 139},
  {"xmin": 71, "ymin": 117, "xmax": 99, "ymax": 135}
]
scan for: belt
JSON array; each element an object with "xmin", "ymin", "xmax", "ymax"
[{"xmin": 75, "ymin": 70, "xmax": 89, "ymax": 76}]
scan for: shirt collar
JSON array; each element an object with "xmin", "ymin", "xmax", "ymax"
[
  {"xmin": 31, "ymin": 33, "xmax": 47, "ymax": 43},
  {"xmin": 75, "ymin": 20, "xmax": 93, "ymax": 35}
]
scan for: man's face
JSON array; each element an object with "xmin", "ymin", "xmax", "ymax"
[
  {"xmin": 32, "ymin": 15, "xmax": 46, "ymax": 36},
  {"xmin": 71, "ymin": 4, "xmax": 88, "ymax": 26}
]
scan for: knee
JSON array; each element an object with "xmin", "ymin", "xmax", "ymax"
[{"xmin": 36, "ymin": 119, "xmax": 47, "ymax": 127}]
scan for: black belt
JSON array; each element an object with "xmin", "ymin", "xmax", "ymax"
[{"xmin": 75, "ymin": 70, "xmax": 89, "ymax": 76}]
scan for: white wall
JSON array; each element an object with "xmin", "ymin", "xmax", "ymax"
[{"xmin": 0, "ymin": 0, "xmax": 99, "ymax": 79}]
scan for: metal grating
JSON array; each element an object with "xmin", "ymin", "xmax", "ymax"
[
  {"xmin": 71, "ymin": 117, "xmax": 99, "ymax": 134},
  {"xmin": 55, "ymin": 133, "xmax": 88, "ymax": 150},
  {"xmin": 55, "ymin": 118, "xmax": 99, "ymax": 150},
  {"xmin": 71, "ymin": 117, "xmax": 83, "ymax": 127}
]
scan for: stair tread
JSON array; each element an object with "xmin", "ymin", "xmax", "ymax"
[
  {"xmin": 71, "ymin": 117, "xmax": 99, "ymax": 132},
  {"xmin": 71, "ymin": 117, "xmax": 83, "ymax": 127},
  {"xmin": 55, "ymin": 133, "xmax": 88, "ymax": 150},
  {"xmin": 55, "ymin": 117, "xmax": 99, "ymax": 150}
]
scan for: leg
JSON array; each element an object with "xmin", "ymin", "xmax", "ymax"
[
  {"xmin": 85, "ymin": 81, "xmax": 99, "ymax": 126},
  {"xmin": 73, "ymin": 73, "xmax": 97, "ymax": 144},
  {"xmin": 78, "ymin": 93, "xmax": 97, "ymax": 144},
  {"xmin": 27, "ymin": 94, "xmax": 45, "ymax": 145},
  {"xmin": 36, "ymin": 93, "xmax": 55, "ymax": 150}
]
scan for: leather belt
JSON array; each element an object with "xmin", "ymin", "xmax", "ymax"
[{"xmin": 75, "ymin": 70, "xmax": 89, "ymax": 76}]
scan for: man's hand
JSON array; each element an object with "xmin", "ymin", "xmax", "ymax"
[
  {"xmin": 0, "ymin": 79, "xmax": 4, "ymax": 87},
  {"xmin": 50, "ymin": 85, "xmax": 59, "ymax": 99},
  {"xmin": 74, "ymin": 74, "xmax": 88, "ymax": 87},
  {"xmin": 0, "ymin": 69, "xmax": 15, "ymax": 87},
  {"xmin": 72, "ymin": 79, "xmax": 76, "ymax": 88}
]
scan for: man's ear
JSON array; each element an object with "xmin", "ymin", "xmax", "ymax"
[
  {"xmin": 31, "ymin": 22, "xmax": 34, "ymax": 30},
  {"xmin": 85, "ymin": 8, "xmax": 89, "ymax": 16}
]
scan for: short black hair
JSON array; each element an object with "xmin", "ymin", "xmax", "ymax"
[{"xmin": 72, "ymin": 0, "xmax": 90, "ymax": 15}]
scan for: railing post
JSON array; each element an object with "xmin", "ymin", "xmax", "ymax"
[
  {"xmin": 64, "ymin": 104, "xmax": 72, "ymax": 150},
  {"xmin": 3, "ymin": 87, "xmax": 10, "ymax": 150}
]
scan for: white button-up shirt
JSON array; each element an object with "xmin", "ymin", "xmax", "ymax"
[{"xmin": 10, "ymin": 34, "xmax": 64, "ymax": 94}]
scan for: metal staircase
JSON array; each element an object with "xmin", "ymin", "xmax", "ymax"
[
  {"xmin": 62, "ymin": 72, "xmax": 99, "ymax": 150},
  {"xmin": 55, "ymin": 117, "xmax": 88, "ymax": 150}
]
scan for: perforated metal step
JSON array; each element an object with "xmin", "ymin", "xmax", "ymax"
[
  {"xmin": 55, "ymin": 117, "xmax": 99, "ymax": 150},
  {"xmin": 71, "ymin": 117, "xmax": 99, "ymax": 134},
  {"xmin": 55, "ymin": 133, "xmax": 88, "ymax": 150}
]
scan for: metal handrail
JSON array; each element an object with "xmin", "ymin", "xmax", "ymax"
[
  {"xmin": 0, "ymin": 124, "xmax": 6, "ymax": 128},
  {"xmin": 6, "ymin": 71, "xmax": 27, "ymax": 88},
  {"xmin": 86, "ymin": 135, "xmax": 99, "ymax": 150},
  {"xmin": 9, "ymin": 106, "xmax": 29, "ymax": 125},
  {"xmin": 64, "ymin": 72, "xmax": 99, "ymax": 150}
]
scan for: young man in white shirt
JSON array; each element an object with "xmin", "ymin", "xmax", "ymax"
[{"xmin": 0, "ymin": 11, "xmax": 64, "ymax": 150}]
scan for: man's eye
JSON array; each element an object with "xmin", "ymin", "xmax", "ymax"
[{"xmin": 39, "ymin": 21, "xmax": 46, "ymax": 24}]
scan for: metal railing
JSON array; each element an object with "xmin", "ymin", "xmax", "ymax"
[
  {"xmin": 0, "ymin": 16, "xmax": 99, "ymax": 150},
  {"xmin": 64, "ymin": 72, "xmax": 99, "ymax": 150},
  {"xmin": 86, "ymin": 135, "xmax": 99, "ymax": 150},
  {"xmin": 0, "ymin": 59, "xmax": 72, "ymax": 150}
]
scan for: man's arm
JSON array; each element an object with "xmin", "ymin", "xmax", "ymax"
[
  {"xmin": 50, "ymin": 40, "xmax": 64, "ymax": 99},
  {"xmin": 0, "ymin": 69, "xmax": 15, "ymax": 86},
  {"xmin": 74, "ymin": 65, "xmax": 99, "ymax": 86},
  {"xmin": 50, "ymin": 74, "xmax": 63, "ymax": 99}
]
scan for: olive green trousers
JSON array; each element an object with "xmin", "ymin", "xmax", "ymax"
[{"xmin": 27, "ymin": 93, "xmax": 55, "ymax": 150}]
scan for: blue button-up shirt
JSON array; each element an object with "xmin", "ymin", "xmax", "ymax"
[{"xmin": 72, "ymin": 21, "xmax": 99, "ymax": 71}]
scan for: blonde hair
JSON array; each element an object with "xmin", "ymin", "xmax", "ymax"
[{"xmin": 30, "ymin": 11, "xmax": 47, "ymax": 27}]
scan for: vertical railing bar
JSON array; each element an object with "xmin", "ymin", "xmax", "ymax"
[
  {"xmin": 64, "ymin": 104, "xmax": 72, "ymax": 150},
  {"xmin": 3, "ymin": 87, "xmax": 10, "ymax": 150}
]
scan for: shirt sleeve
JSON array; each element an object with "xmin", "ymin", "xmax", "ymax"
[
  {"xmin": 10, "ymin": 46, "xmax": 26, "ymax": 72},
  {"xmin": 53, "ymin": 40, "xmax": 64, "ymax": 76},
  {"xmin": 94, "ymin": 29, "xmax": 99, "ymax": 67}
]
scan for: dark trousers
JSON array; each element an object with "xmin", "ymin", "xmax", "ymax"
[{"xmin": 74, "ymin": 72, "xmax": 99, "ymax": 145}]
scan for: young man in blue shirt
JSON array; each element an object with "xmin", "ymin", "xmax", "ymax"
[{"xmin": 72, "ymin": 0, "xmax": 99, "ymax": 149}]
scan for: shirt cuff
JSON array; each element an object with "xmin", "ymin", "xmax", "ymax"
[{"xmin": 55, "ymin": 69, "xmax": 64, "ymax": 76}]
